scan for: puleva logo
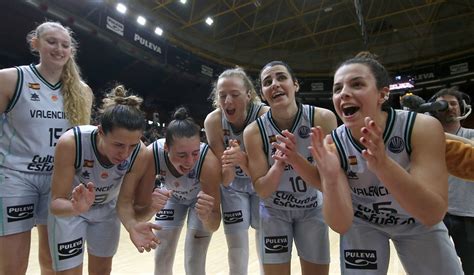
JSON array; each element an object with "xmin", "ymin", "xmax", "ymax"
[
  {"xmin": 155, "ymin": 209, "xmax": 174, "ymax": 221},
  {"xmin": 344, "ymin": 249, "xmax": 377, "ymax": 270},
  {"xmin": 264, "ymin": 235, "xmax": 288, "ymax": 254},
  {"xmin": 58, "ymin": 237, "xmax": 83, "ymax": 260},
  {"xmin": 223, "ymin": 210, "xmax": 243, "ymax": 224},
  {"xmin": 7, "ymin": 203, "xmax": 34, "ymax": 222}
]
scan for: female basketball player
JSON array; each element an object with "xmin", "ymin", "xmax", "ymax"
[
  {"xmin": 204, "ymin": 67, "xmax": 269, "ymax": 275},
  {"xmin": 48, "ymin": 85, "xmax": 146, "ymax": 275},
  {"xmin": 244, "ymin": 61, "xmax": 337, "ymax": 275},
  {"xmin": 146, "ymin": 107, "xmax": 221, "ymax": 275},
  {"xmin": 309, "ymin": 52, "xmax": 463, "ymax": 274},
  {"xmin": 0, "ymin": 21, "xmax": 93, "ymax": 274}
]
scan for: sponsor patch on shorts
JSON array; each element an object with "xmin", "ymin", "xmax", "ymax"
[
  {"xmin": 264, "ymin": 235, "xmax": 288, "ymax": 254},
  {"xmin": 344, "ymin": 249, "xmax": 377, "ymax": 269},
  {"xmin": 58, "ymin": 237, "xmax": 83, "ymax": 260}
]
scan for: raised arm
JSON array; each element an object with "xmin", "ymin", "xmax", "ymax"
[
  {"xmin": 309, "ymin": 126, "xmax": 353, "ymax": 233},
  {"xmin": 361, "ymin": 114, "xmax": 448, "ymax": 226},
  {"xmin": 243, "ymin": 121, "xmax": 284, "ymax": 199},
  {"xmin": 272, "ymin": 107, "xmax": 337, "ymax": 190},
  {"xmin": 197, "ymin": 148, "xmax": 222, "ymax": 232},
  {"xmin": 204, "ymin": 110, "xmax": 233, "ymax": 185}
]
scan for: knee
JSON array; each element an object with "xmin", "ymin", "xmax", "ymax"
[{"xmin": 89, "ymin": 266, "xmax": 112, "ymax": 275}]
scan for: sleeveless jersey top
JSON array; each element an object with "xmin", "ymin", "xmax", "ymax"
[
  {"xmin": 0, "ymin": 64, "xmax": 70, "ymax": 174},
  {"xmin": 152, "ymin": 138, "xmax": 209, "ymax": 202},
  {"xmin": 256, "ymin": 104, "xmax": 322, "ymax": 210},
  {"xmin": 72, "ymin": 125, "xmax": 141, "ymax": 207},
  {"xmin": 331, "ymin": 108, "xmax": 418, "ymax": 226},
  {"xmin": 221, "ymin": 102, "xmax": 265, "ymax": 192}
]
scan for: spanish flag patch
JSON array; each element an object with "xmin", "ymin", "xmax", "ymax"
[
  {"xmin": 28, "ymin": 82, "xmax": 40, "ymax": 90},
  {"xmin": 348, "ymin": 155, "xmax": 358, "ymax": 165}
]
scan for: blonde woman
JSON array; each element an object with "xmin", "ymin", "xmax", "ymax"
[{"xmin": 0, "ymin": 21, "xmax": 93, "ymax": 274}]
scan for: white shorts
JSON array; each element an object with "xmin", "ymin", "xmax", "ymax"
[
  {"xmin": 340, "ymin": 218, "xmax": 463, "ymax": 274},
  {"xmin": 0, "ymin": 168, "xmax": 51, "ymax": 235},
  {"xmin": 154, "ymin": 195, "xmax": 207, "ymax": 232},
  {"xmin": 259, "ymin": 205, "xmax": 330, "ymax": 264},
  {"xmin": 221, "ymin": 185, "xmax": 260, "ymax": 233},
  {"xmin": 48, "ymin": 203, "xmax": 121, "ymax": 271}
]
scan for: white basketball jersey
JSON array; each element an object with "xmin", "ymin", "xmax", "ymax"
[
  {"xmin": 0, "ymin": 64, "xmax": 70, "ymax": 174},
  {"xmin": 332, "ymin": 108, "xmax": 418, "ymax": 226},
  {"xmin": 256, "ymin": 104, "xmax": 322, "ymax": 210},
  {"xmin": 72, "ymin": 125, "xmax": 141, "ymax": 206},
  {"xmin": 222, "ymin": 102, "xmax": 264, "ymax": 191},
  {"xmin": 152, "ymin": 138, "xmax": 209, "ymax": 202}
]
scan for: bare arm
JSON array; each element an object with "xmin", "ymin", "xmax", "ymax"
[
  {"xmin": 0, "ymin": 68, "xmax": 19, "ymax": 114},
  {"xmin": 117, "ymin": 144, "xmax": 165, "ymax": 253},
  {"xmin": 50, "ymin": 129, "xmax": 94, "ymax": 216},
  {"xmin": 361, "ymin": 115, "xmax": 448, "ymax": 226},
  {"xmin": 244, "ymin": 122, "xmax": 284, "ymax": 199},
  {"xmin": 204, "ymin": 110, "xmax": 232, "ymax": 185},
  {"xmin": 309, "ymin": 127, "xmax": 353, "ymax": 233},
  {"xmin": 272, "ymin": 107, "xmax": 337, "ymax": 190},
  {"xmin": 197, "ymin": 148, "xmax": 222, "ymax": 232}
]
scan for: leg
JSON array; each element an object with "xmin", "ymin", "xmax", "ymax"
[
  {"xmin": 88, "ymin": 255, "xmax": 113, "ymax": 275},
  {"xmin": 184, "ymin": 228, "xmax": 212, "ymax": 275},
  {"xmin": 393, "ymin": 221, "xmax": 463, "ymax": 274},
  {"xmin": 293, "ymin": 208, "xmax": 329, "ymax": 275},
  {"xmin": 263, "ymin": 263, "xmax": 290, "ymax": 275},
  {"xmin": 54, "ymin": 265, "xmax": 82, "ymax": 275},
  {"xmin": 254, "ymin": 230, "xmax": 264, "ymax": 275},
  {"xmin": 300, "ymin": 258, "xmax": 329, "ymax": 275},
  {"xmin": 221, "ymin": 187, "xmax": 251, "ymax": 275},
  {"xmin": 0, "ymin": 231, "xmax": 31, "ymax": 275},
  {"xmin": 37, "ymin": 224, "xmax": 54, "ymax": 275},
  {"xmin": 225, "ymin": 230, "xmax": 249, "ymax": 275},
  {"xmin": 154, "ymin": 228, "xmax": 182, "ymax": 275}
]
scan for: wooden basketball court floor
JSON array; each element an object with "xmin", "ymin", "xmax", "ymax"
[{"xmin": 26, "ymin": 223, "xmax": 407, "ymax": 274}]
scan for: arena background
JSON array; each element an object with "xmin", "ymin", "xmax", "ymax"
[{"xmin": 0, "ymin": 0, "xmax": 473, "ymax": 128}]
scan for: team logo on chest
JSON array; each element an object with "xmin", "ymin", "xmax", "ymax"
[
  {"xmin": 388, "ymin": 136, "xmax": 404, "ymax": 154},
  {"xmin": 298, "ymin": 125, "xmax": 310, "ymax": 138}
]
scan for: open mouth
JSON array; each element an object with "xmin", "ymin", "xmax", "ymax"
[
  {"xmin": 342, "ymin": 106, "xmax": 360, "ymax": 116},
  {"xmin": 225, "ymin": 109, "xmax": 236, "ymax": 116},
  {"xmin": 272, "ymin": 92, "xmax": 285, "ymax": 99}
]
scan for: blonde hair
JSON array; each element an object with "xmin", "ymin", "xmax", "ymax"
[
  {"xmin": 210, "ymin": 67, "xmax": 260, "ymax": 109},
  {"xmin": 27, "ymin": 21, "xmax": 91, "ymax": 126}
]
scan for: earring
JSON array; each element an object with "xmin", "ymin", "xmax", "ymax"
[{"xmin": 384, "ymin": 95, "xmax": 389, "ymax": 100}]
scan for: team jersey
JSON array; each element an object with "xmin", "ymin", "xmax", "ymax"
[
  {"xmin": 72, "ymin": 125, "xmax": 141, "ymax": 206},
  {"xmin": 222, "ymin": 102, "xmax": 265, "ymax": 192},
  {"xmin": 256, "ymin": 104, "xmax": 322, "ymax": 210},
  {"xmin": 152, "ymin": 138, "xmax": 209, "ymax": 202},
  {"xmin": 0, "ymin": 64, "xmax": 70, "ymax": 174},
  {"xmin": 332, "ymin": 108, "xmax": 417, "ymax": 226}
]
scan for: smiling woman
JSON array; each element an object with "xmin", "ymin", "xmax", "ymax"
[
  {"xmin": 48, "ymin": 84, "xmax": 147, "ymax": 275},
  {"xmin": 0, "ymin": 21, "xmax": 93, "ymax": 275}
]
